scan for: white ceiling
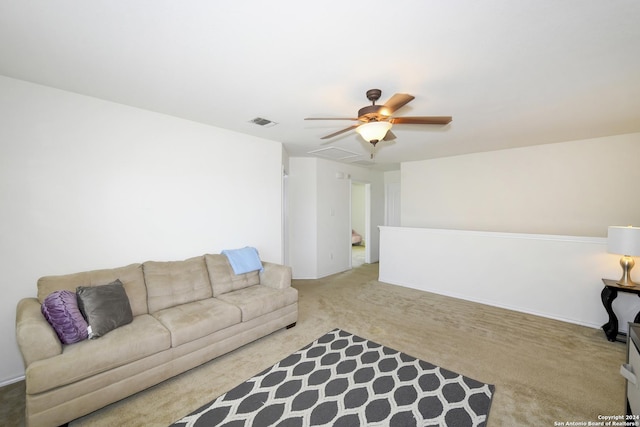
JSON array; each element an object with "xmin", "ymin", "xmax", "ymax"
[{"xmin": 1, "ymin": 1, "xmax": 639, "ymax": 170}]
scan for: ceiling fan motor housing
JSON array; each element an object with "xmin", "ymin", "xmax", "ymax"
[{"xmin": 358, "ymin": 105, "xmax": 390, "ymax": 121}]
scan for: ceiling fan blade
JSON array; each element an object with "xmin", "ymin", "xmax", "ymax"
[
  {"xmin": 320, "ymin": 124, "xmax": 359, "ymax": 140},
  {"xmin": 390, "ymin": 116, "xmax": 452, "ymax": 125},
  {"xmin": 382, "ymin": 93, "xmax": 415, "ymax": 114},
  {"xmin": 304, "ymin": 117, "xmax": 359, "ymax": 121},
  {"xmin": 383, "ymin": 130, "xmax": 397, "ymax": 141}
]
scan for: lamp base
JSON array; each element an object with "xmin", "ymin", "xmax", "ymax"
[{"xmin": 617, "ymin": 255, "xmax": 637, "ymax": 287}]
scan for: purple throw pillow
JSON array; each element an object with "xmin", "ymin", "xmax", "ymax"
[{"xmin": 41, "ymin": 290, "xmax": 89, "ymax": 344}]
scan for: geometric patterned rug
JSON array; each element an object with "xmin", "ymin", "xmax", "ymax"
[{"xmin": 170, "ymin": 328, "xmax": 495, "ymax": 427}]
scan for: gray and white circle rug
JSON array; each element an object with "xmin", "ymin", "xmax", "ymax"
[{"xmin": 171, "ymin": 328, "xmax": 495, "ymax": 426}]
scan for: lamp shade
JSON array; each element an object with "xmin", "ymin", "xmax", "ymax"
[
  {"xmin": 607, "ymin": 226, "xmax": 640, "ymax": 256},
  {"xmin": 356, "ymin": 121, "xmax": 392, "ymax": 142}
]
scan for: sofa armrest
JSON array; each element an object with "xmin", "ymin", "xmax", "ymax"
[
  {"xmin": 16, "ymin": 298, "xmax": 62, "ymax": 366},
  {"xmin": 259, "ymin": 262, "xmax": 292, "ymax": 290}
]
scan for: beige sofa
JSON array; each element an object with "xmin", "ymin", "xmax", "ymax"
[{"xmin": 15, "ymin": 253, "xmax": 297, "ymax": 427}]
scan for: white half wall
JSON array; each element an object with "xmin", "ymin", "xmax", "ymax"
[
  {"xmin": 379, "ymin": 226, "xmax": 639, "ymax": 332},
  {"xmin": 0, "ymin": 76, "xmax": 284, "ymax": 384}
]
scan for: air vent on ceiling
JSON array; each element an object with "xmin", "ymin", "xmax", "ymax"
[
  {"xmin": 308, "ymin": 147, "xmax": 360, "ymax": 161},
  {"xmin": 249, "ymin": 117, "xmax": 278, "ymax": 128}
]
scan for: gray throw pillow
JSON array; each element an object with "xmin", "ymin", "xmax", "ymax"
[{"xmin": 77, "ymin": 279, "xmax": 133, "ymax": 339}]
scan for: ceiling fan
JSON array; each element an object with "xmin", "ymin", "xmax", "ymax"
[{"xmin": 305, "ymin": 88, "xmax": 452, "ymax": 148}]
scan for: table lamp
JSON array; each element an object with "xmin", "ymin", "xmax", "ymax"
[{"xmin": 607, "ymin": 226, "xmax": 640, "ymax": 286}]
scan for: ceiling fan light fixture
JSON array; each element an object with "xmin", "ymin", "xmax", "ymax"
[{"xmin": 356, "ymin": 121, "xmax": 392, "ymax": 143}]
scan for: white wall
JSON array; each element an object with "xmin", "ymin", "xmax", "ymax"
[
  {"xmin": 317, "ymin": 161, "xmax": 352, "ymax": 276},
  {"xmin": 401, "ymin": 133, "xmax": 640, "ymax": 237},
  {"xmin": 384, "ymin": 170, "xmax": 401, "ymax": 184},
  {"xmin": 289, "ymin": 157, "xmax": 385, "ymax": 279},
  {"xmin": 281, "ymin": 152, "xmax": 290, "ymax": 267},
  {"xmin": 0, "ymin": 76, "xmax": 284, "ymax": 384},
  {"xmin": 384, "ymin": 170, "xmax": 401, "ymax": 227},
  {"xmin": 288, "ymin": 158, "xmax": 318, "ymax": 278},
  {"xmin": 379, "ymin": 227, "xmax": 638, "ymax": 331}
]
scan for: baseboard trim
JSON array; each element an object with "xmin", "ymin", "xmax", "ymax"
[{"xmin": 0, "ymin": 375, "xmax": 25, "ymax": 388}]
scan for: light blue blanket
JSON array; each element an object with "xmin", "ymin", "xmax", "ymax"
[{"xmin": 221, "ymin": 246, "xmax": 264, "ymax": 275}]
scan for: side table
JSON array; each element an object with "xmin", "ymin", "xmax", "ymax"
[{"xmin": 602, "ymin": 278, "xmax": 640, "ymax": 342}]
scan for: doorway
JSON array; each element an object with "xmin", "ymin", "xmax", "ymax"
[{"xmin": 350, "ymin": 181, "xmax": 370, "ymax": 268}]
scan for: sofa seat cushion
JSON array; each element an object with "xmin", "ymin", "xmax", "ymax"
[
  {"xmin": 26, "ymin": 314, "xmax": 171, "ymax": 395},
  {"xmin": 152, "ymin": 298, "xmax": 242, "ymax": 347},
  {"xmin": 216, "ymin": 285, "xmax": 298, "ymax": 322}
]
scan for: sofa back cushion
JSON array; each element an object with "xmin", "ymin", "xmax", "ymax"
[
  {"xmin": 143, "ymin": 255, "xmax": 212, "ymax": 313},
  {"xmin": 204, "ymin": 254, "xmax": 260, "ymax": 297},
  {"xmin": 37, "ymin": 264, "xmax": 148, "ymax": 317}
]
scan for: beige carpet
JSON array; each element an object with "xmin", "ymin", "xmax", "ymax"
[
  {"xmin": 352, "ymin": 244, "xmax": 365, "ymax": 267},
  {"xmin": 1, "ymin": 263, "xmax": 627, "ymax": 426}
]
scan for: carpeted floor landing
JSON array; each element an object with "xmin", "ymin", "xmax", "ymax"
[{"xmin": 0, "ymin": 262, "xmax": 627, "ymax": 426}]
